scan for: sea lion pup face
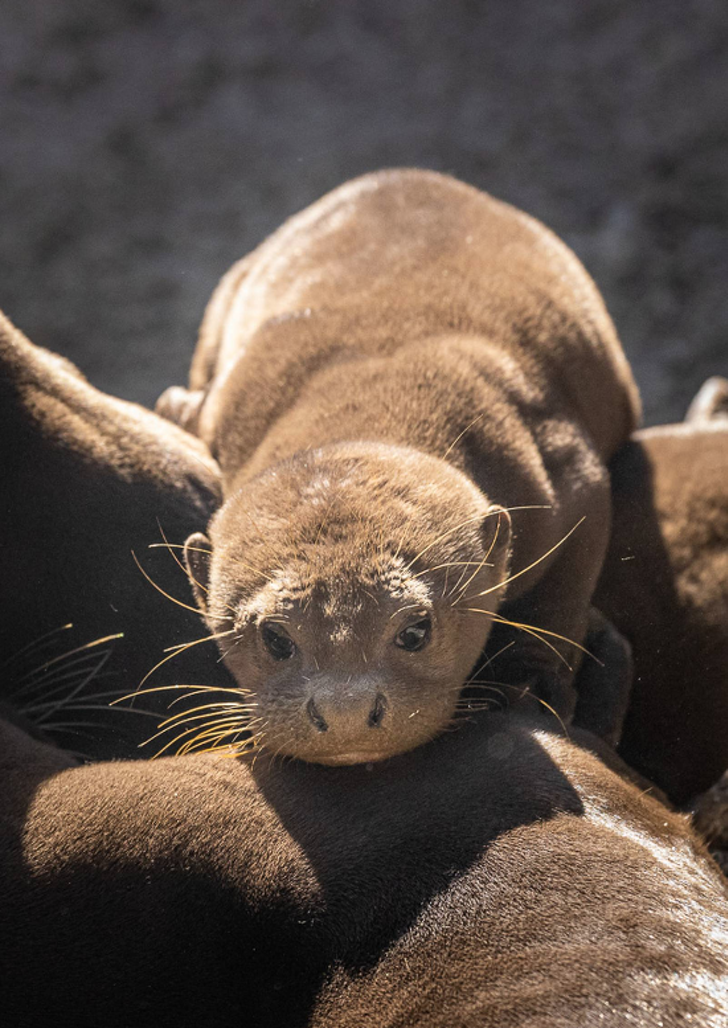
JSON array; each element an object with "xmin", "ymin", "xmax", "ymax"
[{"xmin": 185, "ymin": 443, "xmax": 512, "ymax": 765}]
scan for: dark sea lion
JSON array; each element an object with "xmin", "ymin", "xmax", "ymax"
[
  {"xmin": 2, "ymin": 702, "xmax": 727, "ymax": 1027},
  {"xmin": 157, "ymin": 168, "xmax": 640, "ymax": 765},
  {"xmin": 594, "ymin": 376, "xmax": 728, "ymax": 804},
  {"xmin": 0, "ymin": 309, "xmax": 235, "ymax": 759}
]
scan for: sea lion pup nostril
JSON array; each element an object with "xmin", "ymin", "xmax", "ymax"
[
  {"xmin": 368, "ymin": 694, "xmax": 387, "ymax": 729},
  {"xmin": 169, "ymin": 168, "xmax": 640, "ymax": 764},
  {"xmin": 306, "ymin": 697, "xmax": 328, "ymax": 733}
]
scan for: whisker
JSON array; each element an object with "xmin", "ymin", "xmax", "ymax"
[
  {"xmin": 144, "ymin": 712, "xmax": 258, "ymax": 749},
  {"xmin": 34, "ymin": 650, "xmax": 112, "ymax": 725},
  {"xmin": 450, "ymin": 510, "xmax": 506, "ymax": 603},
  {"xmin": 136, "ymin": 630, "xmax": 236, "ymax": 691},
  {"xmin": 156, "ymin": 702, "xmax": 258, "ymax": 730},
  {"xmin": 461, "ymin": 516, "xmax": 585, "ymax": 602},
  {"xmin": 405, "ymin": 505, "xmax": 551, "ymax": 570},
  {"xmin": 410, "ymin": 561, "xmax": 487, "ymax": 581},
  {"xmin": 12, "ymin": 654, "xmax": 115, "ymax": 699},
  {"xmin": 109, "ymin": 683, "xmax": 252, "ymax": 707},
  {"xmin": 11, "ymin": 633, "xmax": 123, "ymax": 690},
  {"xmin": 3, "ymin": 623, "xmax": 73, "ymax": 668},
  {"xmin": 442, "ymin": 411, "xmax": 486, "ymax": 460},
  {"xmin": 132, "ymin": 550, "xmax": 204, "ymax": 614},
  {"xmin": 163, "ymin": 628, "xmax": 235, "ymax": 655}
]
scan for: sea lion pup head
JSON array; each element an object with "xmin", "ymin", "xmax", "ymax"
[{"xmin": 184, "ymin": 442, "xmax": 512, "ymax": 765}]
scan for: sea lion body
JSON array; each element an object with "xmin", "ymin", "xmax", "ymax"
[
  {"xmin": 0, "ymin": 310, "xmax": 234, "ymax": 759},
  {"xmin": 159, "ymin": 169, "xmax": 640, "ymax": 764},
  {"xmin": 595, "ymin": 378, "xmax": 728, "ymax": 803},
  {"xmin": 2, "ymin": 709, "xmax": 727, "ymax": 1026}
]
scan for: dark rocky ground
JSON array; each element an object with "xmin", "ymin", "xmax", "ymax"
[{"xmin": 1, "ymin": 0, "xmax": 727, "ymax": 423}]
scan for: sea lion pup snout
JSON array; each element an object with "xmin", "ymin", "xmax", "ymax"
[{"xmin": 184, "ymin": 443, "xmax": 512, "ymax": 764}]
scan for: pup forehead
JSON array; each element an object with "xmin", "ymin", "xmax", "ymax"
[{"xmin": 241, "ymin": 554, "xmax": 434, "ymax": 625}]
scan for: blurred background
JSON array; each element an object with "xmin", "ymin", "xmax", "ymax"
[{"xmin": 1, "ymin": 0, "xmax": 726, "ymax": 424}]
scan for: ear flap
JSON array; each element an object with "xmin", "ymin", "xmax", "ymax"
[{"xmin": 183, "ymin": 532, "xmax": 213, "ymax": 613}]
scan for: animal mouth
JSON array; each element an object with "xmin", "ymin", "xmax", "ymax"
[{"xmin": 311, "ymin": 750, "xmax": 393, "ymax": 766}]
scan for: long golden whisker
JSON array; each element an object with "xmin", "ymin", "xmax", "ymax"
[
  {"xmin": 465, "ymin": 609, "xmax": 600, "ymax": 665},
  {"xmin": 184, "ymin": 733, "xmax": 259, "ymax": 759},
  {"xmin": 389, "ymin": 602, "xmax": 428, "ymax": 621},
  {"xmin": 144, "ymin": 711, "xmax": 258, "ymax": 749},
  {"xmin": 21, "ymin": 652, "xmax": 111, "ymax": 715},
  {"xmin": 11, "ymin": 634, "xmax": 123, "ymax": 689},
  {"xmin": 3, "ymin": 623, "xmax": 73, "ymax": 667},
  {"xmin": 479, "ymin": 638, "xmax": 515, "ymax": 671},
  {"xmin": 34, "ymin": 651, "xmax": 112, "ymax": 724},
  {"xmin": 147, "ymin": 716, "xmax": 255, "ymax": 758},
  {"xmin": 110, "ymin": 683, "xmax": 252, "ymax": 707},
  {"xmin": 442, "ymin": 411, "xmax": 486, "ymax": 460},
  {"xmin": 151, "ymin": 525, "xmax": 241, "ymax": 620},
  {"xmin": 404, "ymin": 514, "xmax": 488, "ymax": 568},
  {"xmin": 163, "ymin": 628, "xmax": 235, "ymax": 654},
  {"xmin": 180, "ymin": 729, "xmax": 252, "ymax": 757},
  {"xmin": 462, "ymin": 516, "xmax": 585, "ymax": 602},
  {"xmin": 156, "ymin": 701, "xmax": 257, "ymax": 729},
  {"xmin": 148, "ymin": 540, "xmax": 274, "ymax": 585},
  {"xmin": 175, "ymin": 720, "xmax": 256, "ymax": 757},
  {"xmin": 404, "ymin": 505, "xmax": 551, "ymax": 570},
  {"xmin": 410, "ymin": 561, "xmax": 487, "ymax": 581},
  {"xmin": 166, "ymin": 687, "xmax": 252, "ymax": 709},
  {"xmin": 132, "ymin": 550, "xmax": 204, "ymax": 614},
  {"xmin": 136, "ymin": 630, "xmax": 236, "ymax": 691},
  {"xmin": 460, "ymin": 609, "xmax": 570, "ymax": 668},
  {"xmin": 22, "ymin": 687, "xmax": 140, "ymax": 712},
  {"xmin": 41, "ymin": 720, "xmax": 110, "ymax": 733},
  {"xmin": 35, "ymin": 702, "xmax": 161, "ymax": 719},
  {"xmin": 155, "ymin": 518, "xmax": 190, "ymax": 578},
  {"xmin": 12, "ymin": 657, "xmax": 114, "ymax": 700},
  {"xmin": 450, "ymin": 511, "xmax": 506, "ymax": 603}
]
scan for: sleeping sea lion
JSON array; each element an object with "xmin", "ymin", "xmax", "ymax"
[
  {"xmin": 157, "ymin": 168, "xmax": 640, "ymax": 765},
  {"xmin": 594, "ymin": 376, "xmax": 728, "ymax": 804},
  {"xmin": 0, "ymin": 309, "xmax": 234, "ymax": 759},
  {"xmin": 2, "ymin": 703, "xmax": 727, "ymax": 1026}
]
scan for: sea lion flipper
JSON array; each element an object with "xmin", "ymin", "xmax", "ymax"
[
  {"xmin": 572, "ymin": 607, "xmax": 632, "ymax": 747},
  {"xmin": 685, "ymin": 376, "xmax": 728, "ymax": 422},
  {"xmin": 155, "ymin": 385, "xmax": 206, "ymax": 435}
]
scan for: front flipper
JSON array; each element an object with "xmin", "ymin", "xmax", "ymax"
[{"xmin": 155, "ymin": 386, "xmax": 205, "ymax": 435}]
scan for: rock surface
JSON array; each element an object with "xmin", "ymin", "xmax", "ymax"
[{"xmin": 1, "ymin": 0, "xmax": 727, "ymax": 420}]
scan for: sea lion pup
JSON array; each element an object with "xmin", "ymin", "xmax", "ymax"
[
  {"xmin": 594, "ymin": 376, "xmax": 728, "ymax": 804},
  {"xmin": 3, "ymin": 707, "xmax": 728, "ymax": 1027},
  {"xmin": 157, "ymin": 168, "xmax": 640, "ymax": 765},
  {"xmin": 0, "ymin": 309, "xmax": 235, "ymax": 759}
]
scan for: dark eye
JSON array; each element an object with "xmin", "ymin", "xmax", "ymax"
[
  {"xmin": 261, "ymin": 623, "xmax": 297, "ymax": 661},
  {"xmin": 395, "ymin": 618, "xmax": 431, "ymax": 652}
]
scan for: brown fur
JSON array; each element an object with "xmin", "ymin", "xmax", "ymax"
[
  {"xmin": 2, "ymin": 705, "xmax": 727, "ymax": 1026},
  {"xmin": 0, "ymin": 310, "xmax": 236, "ymax": 758},
  {"xmin": 157, "ymin": 168, "xmax": 640, "ymax": 764},
  {"xmin": 594, "ymin": 377, "xmax": 728, "ymax": 804}
]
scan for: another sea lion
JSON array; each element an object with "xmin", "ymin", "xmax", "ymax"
[
  {"xmin": 2, "ymin": 705, "xmax": 727, "ymax": 1026},
  {"xmin": 157, "ymin": 168, "xmax": 640, "ymax": 765},
  {"xmin": 0, "ymin": 310, "xmax": 234, "ymax": 759},
  {"xmin": 594, "ymin": 376, "xmax": 728, "ymax": 804}
]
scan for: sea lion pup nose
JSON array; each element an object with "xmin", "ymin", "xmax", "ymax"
[
  {"xmin": 185, "ymin": 444, "xmax": 511, "ymax": 764},
  {"xmin": 160, "ymin": 168, "xmax": 640, "ymax": 764}
]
